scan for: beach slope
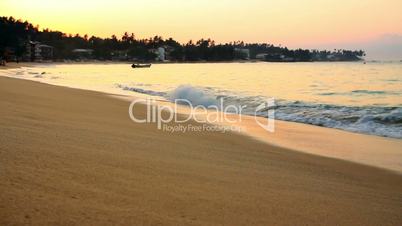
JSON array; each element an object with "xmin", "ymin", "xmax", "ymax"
[{"xmin": 0, "ymin": 77, "xmax": 401, "ymax": 225}]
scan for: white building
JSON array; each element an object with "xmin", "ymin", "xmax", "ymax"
[
  {"xmin": 234, "ymin": 48, "xmax": 250, "ymax": 60},
  {"xmin": 72, "ymin": 49, "xmax": 94, "ymax": 59},
  {"xmin": 149, "ymin": 47, "xmax": 166, "ymax": 61},
  {"xmin": 25, "ymin": 41, "xmax": 54, "ymax": 61},
  {"xmin": 156, "ymin": 47, "xmax": 165, "ymax": 61},
  {"xmin": 255, "ymin": 53, "xmax": 269, "ymax": 60}
]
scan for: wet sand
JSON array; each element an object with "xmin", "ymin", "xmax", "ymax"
[
  {"xmin": 0, "ymin": 76, "xmax": 401, "ymax": 225},
  {"xmin": 131, "ymin": 99, "xmax": 402, "ymax": 173}
]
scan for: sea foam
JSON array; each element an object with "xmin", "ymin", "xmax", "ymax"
[
  {"xmin": 167, "ymin": 85, "xmax": 218, "ymax": 107},
  {"xmin": 117, "ymin": 84, "xmax": 402, "ymax": 139}
]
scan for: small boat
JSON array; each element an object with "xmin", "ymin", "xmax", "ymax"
[{"xmin": 132, "ymin": 63, "xmax": 151, "ymax": 68}]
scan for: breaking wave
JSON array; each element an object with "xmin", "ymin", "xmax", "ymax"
[
  {"xmin": 117, "ymin": 84, "xmax": 402, "ymax": 139},
  {"xmin": 166, "ymin": 85, "xmax": 218, "ymax": 107}
]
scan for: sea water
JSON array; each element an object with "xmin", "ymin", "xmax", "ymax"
[{"xmin": 2, "ymin": 62, "xmax": 401, "ymax": 138}]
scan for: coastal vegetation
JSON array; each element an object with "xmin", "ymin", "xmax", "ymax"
[{"xmin": 0, "ymin": 16, "xmax": 365, "ymax": 62}]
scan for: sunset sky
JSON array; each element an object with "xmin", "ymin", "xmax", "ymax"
[{"xmin": 1, "ymin": 0, "xmax": 402, "ymax": 48}]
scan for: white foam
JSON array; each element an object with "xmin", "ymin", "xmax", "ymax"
[
  {"xmin": 116, "ymin": 84, "xmax": 402, "ymax": 139},
  {"xmin": 167, "ymin": 85, "xmax": 218, "ymax": 107},
  {"xmin": 116, "ymin": 84, "xmax": 166, "ymax": 97}
]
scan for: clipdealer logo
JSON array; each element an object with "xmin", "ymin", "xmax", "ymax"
[{"xmin": 129, "ymin": 98, "xmax": 275, "ymax": 133}]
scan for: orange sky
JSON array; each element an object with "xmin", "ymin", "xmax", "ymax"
[{"xmin": 1, "ymin": 0, "xmax": 402, "ymax": 47}]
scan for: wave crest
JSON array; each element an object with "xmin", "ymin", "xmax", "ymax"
[{"xmin": 167, "ymin": 85, "xmax": 218, "ymax": 107}]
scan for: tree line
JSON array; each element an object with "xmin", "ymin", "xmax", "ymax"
[{"xmin": 0, "ymin": 16, "xmax": 365, "ymax": 62}]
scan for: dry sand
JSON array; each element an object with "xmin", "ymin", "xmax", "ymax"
[{"xmin": 0, "ymin": 76, "xmax": 401, "ymax": 225}]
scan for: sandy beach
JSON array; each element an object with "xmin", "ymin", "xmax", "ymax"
[
  {"xmin": 0, "ymin": 62, "xmax": 38, "ymax": 70},
  {"xmin": 1, "ymin": 76, "xmax": 401, "ymax": 225},
  {"xmin": 143, "ymin": 98, "xmax": 402, "ymax": 173}
]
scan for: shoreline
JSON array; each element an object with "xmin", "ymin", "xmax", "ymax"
[
  {"xmin": 116, "ymin": 95, "xmax": 402, "ymax": 174},
  {"xmin": 1, "ymin": 76, "xmax": 401, "ymax": 225},
  {"xmin": 0, "ymin": 62, "xmax": 402, "ymax": 174},
  {"xmin": 1, "ymin": 64, "xmax": 401, "ymax": 173},
  {"xmin": 0, "ymin": 59, "xmax": 377, "ymax": 68},
  {"xmin": 2, "ymin": 62, "xmax": 401, "ymax": 140}
]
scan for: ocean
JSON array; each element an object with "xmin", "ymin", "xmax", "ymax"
[{"xmin": 2, "ymin": 62, "xmax": 402, "ymax": 138}]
